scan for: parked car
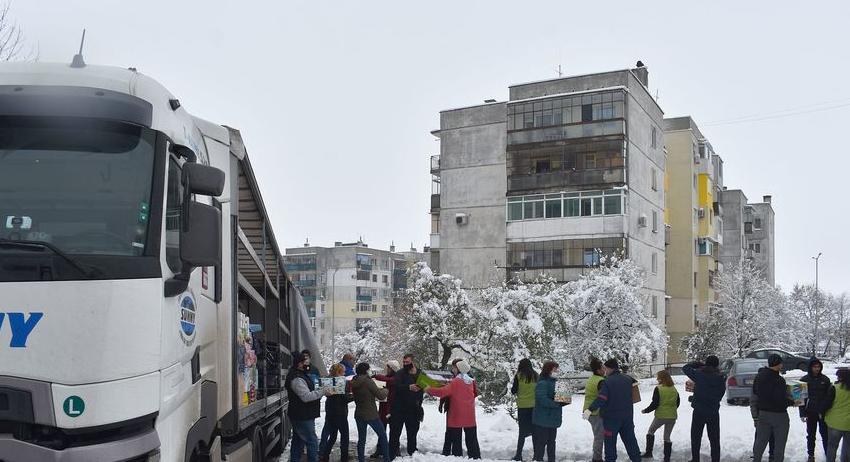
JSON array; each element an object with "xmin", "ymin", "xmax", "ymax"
[
  {"xmin": 745, "ymin": 348, "xmax": 810, "ymax": 372},
  {"xmin": 726, "ymin": 358, "xmax": 768, "ymax": 405}
]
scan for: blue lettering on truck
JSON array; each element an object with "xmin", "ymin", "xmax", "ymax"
[{"xmin": 0, "ymin": 312, "xmax": 44, "ymax": 347}]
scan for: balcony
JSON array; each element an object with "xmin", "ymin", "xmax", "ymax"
[
  {"xmin": 430, "ymin": 155, "xmax": 440, "ymax": 175},
  {"xmin": 507, "ymin": 119, "xmax": 625, "ymax": 146},
  {"xmin": 356, "ymin": 295, "xmax": 373, "ymax": 302},
  {"xmin": 507, "ymin": 168, "xmax": 625, "ymax": 194},
  {"xmin": 294, "ymin": 279, "xmax": 316, "ymax": 287},
  {"xmin": 285, "ymin": 262, "xmax": 316, "ymax": 271},
  {"xmin": 664, "ymin": 224, "xmax": 671, "ymax": 246},
  {"xmin": 431, "ymin": 193, "xmax": 441, "ymax": 211}
]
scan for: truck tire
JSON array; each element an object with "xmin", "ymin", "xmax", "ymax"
[{"xmin": 266, "ymin": 410, "xmax": 286, "ymax": 459}]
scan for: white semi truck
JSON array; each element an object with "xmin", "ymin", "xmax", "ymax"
[{"xmin": 0, "ymin": 61, "xmax": 324, "ymax": 461}]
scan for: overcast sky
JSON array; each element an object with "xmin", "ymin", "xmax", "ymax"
[{"xmin": 13, "ymin": 1, "xmax": 849, "ymax": 294}]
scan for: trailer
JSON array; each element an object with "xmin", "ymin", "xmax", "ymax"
[{"xmin": 0, "ymin": 61, "xmax": 323, "ymax": 461}]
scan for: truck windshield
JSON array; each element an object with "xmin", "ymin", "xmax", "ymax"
[{"xmin": 0, "ymin": 116, "xmax": 161, "ymax": 281}]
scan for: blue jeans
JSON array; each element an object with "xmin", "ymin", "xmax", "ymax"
[
  {"xmin": 290, "ymin": 418, "xmax": 319, "ymax": 462},
  {"xmin": 319, "ymin": 414, "xmax": 349, "ymax": 459},
  {"xmin": 356, "ymin": 417, "xmax": 389, "ymax": 462},
  {"xmin": 603, "ymin": 418, "xmax": 641, "ymax": 462}
]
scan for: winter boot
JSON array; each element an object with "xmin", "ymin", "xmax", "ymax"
[
  {"xmin": 807, "ymin": 456, "xmax": 815, "ymax": 462},
  {"xmin": 641, "ymin": 434, "xmax": 655, "ymax": 458},
  {"xmin": 663, "ymin": 442, "xmax": 672, "ymax": 462}
]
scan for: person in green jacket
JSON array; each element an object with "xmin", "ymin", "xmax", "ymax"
[
  {"xmin": 511, "ymin": 358, "xmax": 539, "ymax": 461},
  {"xmin": 825, "ymin": 368, "xmax": 850, "ymax": 462},
  {"xmin": 640, "ymin": 370, "xmax": 680, "ymax": 462},
  {"xmin": 583, "ymin": 358, "xmax": 606, "ymax": 462}
]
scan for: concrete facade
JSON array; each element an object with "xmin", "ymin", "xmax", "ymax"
[
  {"xmin": 284, "ymin": 241, "xmax": 425, "ymax": 351},
  {"xmin": 719, "ymin": 190, "xmax": 776, "ymax": 286},
  {"xmin": 430, "ymin": 66, "xmax": 667, "ymax": 362},
  {"xmin": 663, "ymin": 117, "xmax": 724, "ymax": 363}
]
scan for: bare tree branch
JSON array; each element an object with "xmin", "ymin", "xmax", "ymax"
[{"xmin": 0, "ymin": 1, "xmax": 33, "ymax": 62}]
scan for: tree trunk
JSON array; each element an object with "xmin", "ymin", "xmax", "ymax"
[{"xmin": 439, "ymin": 341, "xmax": 453, "ymax": 368}]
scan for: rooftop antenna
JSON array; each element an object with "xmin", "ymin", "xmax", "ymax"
[
  {"xmin": 70, "ymin": 29, "xmax": 86, "ymax": 68},
  {"xmin": 556, "ymin": 64, "xmax": 563, "ymax": 77},
  {"xmin": 655, "ymin": 88, "xmax": 660, "ymax": 102}
]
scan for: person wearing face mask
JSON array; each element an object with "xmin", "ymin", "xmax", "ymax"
[
  {"xmin": 389, "ymin": 354, "xmax": 424, "ymax": 459},
  {"xmin": 584, "ymin": 358, "xmax": 641, "ymax": 462},
  {"xmin": 426, "ymin": 358, "xmax": 481, "ymax": 458},
  {"xmin": 285, "ymin": 351, "xmax": 336, "ymax": 462},
  {"xmin": 532, "ymin": 361, "xmax": 567, "ymax": 462}
]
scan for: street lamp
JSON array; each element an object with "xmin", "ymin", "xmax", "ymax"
[{"xmin": 812, "ymin": 252, "xmax": 822, "ymax": 356}]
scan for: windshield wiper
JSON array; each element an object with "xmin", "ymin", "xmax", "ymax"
[{"xmin": 0, "ymin": 239, "xmax": 100, "ymax": 279}]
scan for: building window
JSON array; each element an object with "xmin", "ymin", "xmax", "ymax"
[
  {"xmin": 382, "ymin": 275, "xmax": 388, "ymax": 284},
  {"xmin": 506, "ymin": 189, "xmax": 624, "ymax": 222},
  {"xmin": 506, "ymin": 237, "xmax": 625, "ymax": 270},
  {"xmin": 651, "ymin": 253, "xmax": 658, "ymax": 274},
  {"xmin": 754, "ymin": 218, "xmax": 762, "ymax": 230},
  {"xmin": 321, "ymin": 304, "xmax": 325, "ymax": 314},
  {"xmin": 652, "ymin": 210, "xmax": 658, "ymax": 233},
  {"xmin": 651, "ymin": 126, "xmax": 657, "ymax": 149},
  {"xmin": 694, "ymin": 272, "xmax": 698, "ymax": 288},
  {"xmin": 651, "ymin": 168, "xmax": 658, "ymax": 191},
  {"xmin": 507, "ymin": 90, "xmax": 624, "ymax": 131},
  {"xmin": 372, "ymin": 304, "xmax": 377, "ymax": 312},
  {"xmin": 749, "ymin": 243, "xmax": 762, "ymax": 253},
  {"xmin": 745, "ymin": 222, "xmax": 753, "ymax": 234},
  {"xmin": 651, "ymin": 296, "xmax": 658, "ymax": 318},
  {"xmin": 372, "ymin": 274, "xmax": 377, "ymax": 283}
]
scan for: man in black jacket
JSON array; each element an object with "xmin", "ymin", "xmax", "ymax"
[
  {"xmin": 799, "ymin": 357, "xmax": 831, "ymax": 461},
  {"xmin": 683, "ymin": 355, "xmax": 726, "ymax": 462},
  {"xmin": 389, "ymin": 353, "xmax": 424, "ymax": 460},
  {"xmin": 752, "ymin": 354, "xmax": 797, "ymax": 462},
  {"xmin": 285, "ymin": 352, "xmax": 335, "ymax": 462}
]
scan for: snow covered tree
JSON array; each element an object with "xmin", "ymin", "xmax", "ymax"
[
  {"xmin": 403, "ymin": 262, "xmax": 478, "ymax": 368},
  {"xmin": 682, "ymin": 260, "xmax": 787, "ymax": 360},
  {"xmin": 788, "ymin": 284, "xmax": 825, "ymax": 355},
  {"xmin": 564, "ymin": 256, "xmax": 667, "ymax": 369},
  {"xmin": 826, "ymin": 293, "xmax": 850, "ymax": 358}
]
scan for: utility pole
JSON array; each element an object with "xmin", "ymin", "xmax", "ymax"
[
  {"xmin": 812, "ymin": 252, "xmax": 822, "ymax": 355},
  {"xmin": 330, "ymin": 267, "xmax": 340, "ymax": 354}
]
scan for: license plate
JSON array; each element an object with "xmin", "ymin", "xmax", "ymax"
[{"xmin": 744, "ymin": 379, "xmax": 753, "ymax": 386}]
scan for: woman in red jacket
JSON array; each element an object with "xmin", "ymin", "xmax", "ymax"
[
  {"xmin": 425, "ymin": 359, "xmax": 481, "ymax": 459},
  {"xmin": 371, "ymin": 360, "xmax": 400, "ymax": 459}
]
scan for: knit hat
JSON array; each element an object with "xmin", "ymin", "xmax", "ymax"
[
  {"xmin": 589, "ymin": 357, "xmax": 603, "ymax": 373},
  {"xmin": 456, "ymin": 359, "xmax": 471, "ymax": 375},
  {"xmin": 292, "ymin": 352, "xmax": 307, "ymax": 367},
  {"xmin": 768, "ymin": 354, "xmax": 783, "ymax": 368},
  {"xmin": 604, "ymin": 358, "xmax": 619, "ymax": 370},
  {"xmin": 386, "ymin": 360, "xmax": 401, "ymax": 372},
  {"xmin": 705, "ymin": 355, "xmax": 720, "ymax": 368}
]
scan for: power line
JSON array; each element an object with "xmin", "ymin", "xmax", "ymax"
[{"xmin": 704, "ymin": 98, "xmax": 850, "ymax": 127}]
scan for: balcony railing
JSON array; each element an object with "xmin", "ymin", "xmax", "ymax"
[
  {"xmin": 285, "ymin": 263, "xmax": 316, "ymax": 271},
  {"xmin": 356, "ymin": 295, "xmax": 373, "ymax": 302},
  {"xmin": 507, "ymin": 168, "xmax": 625, "ymax": 193}
]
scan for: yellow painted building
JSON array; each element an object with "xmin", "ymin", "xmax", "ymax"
[{"xmin": 663, "ymin": 117, "xmax": 723, "ymax": 363}]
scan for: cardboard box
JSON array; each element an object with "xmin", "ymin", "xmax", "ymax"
[
  {"xmin": 554, "ymin": 379, "xmax": 572, "ymax": 404},
  {"xmin": 787, "ymin": 380, "xmax": 808, "ymax": 403},
  {"xmin": 320, "ymin": 377, "xmax": 348, "ymax": 395}
]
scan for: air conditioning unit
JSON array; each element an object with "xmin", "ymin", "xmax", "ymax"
[
  {"xmin": 638, "ymin": 214, "xmax": 647, "ymax": 227},
  {"xmin": 698, "ymin": 208, "xmax": 706, "ymax": 219},
  {"xmin": 455, "ymin": 213, "xmax": 469, "ymax": 226}
]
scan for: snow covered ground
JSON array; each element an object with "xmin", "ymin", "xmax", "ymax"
[{"xmin": 284, "ymin": 364, "xmax": 838, "ymax": 462}]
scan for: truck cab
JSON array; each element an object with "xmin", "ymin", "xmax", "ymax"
[{"xmin": 0, "ymin": 62, "xmax": 316, "ymax": 462}]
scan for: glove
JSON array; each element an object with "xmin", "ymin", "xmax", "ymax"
[
  {"xmin": 753, "ymin": 419, "xmax": 758, "ymax": 428},
  {"xmin": 582, "ymin": 409, "xmax": 592, "ymax": 420},
  {"xmin": 801, "ymin": 416, "xmax": 807, "ymax": 423}
]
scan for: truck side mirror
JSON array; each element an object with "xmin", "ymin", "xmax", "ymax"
[
  {"xmin": 183, "ymin": 163, "xmax": 225, "ymax": 196},
  {"xmin": 181, "ymin": 202, "xmax": 222, "ymax": 268}
]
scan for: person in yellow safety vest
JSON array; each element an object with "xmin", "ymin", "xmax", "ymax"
[
  {"xmin": 582, "ymin": 358, "xmax": 606, "ymax": 462},
  {"xmin": 511, "ymin": 358, "xmax": 539, "ymax": 461},
  {"xmin": 824, "ymin": 368, "xmax": 850, "ymax": 462},
  {"xmin": 640, "ymin": 370, "xmax": 680, "ymax": 462}
]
